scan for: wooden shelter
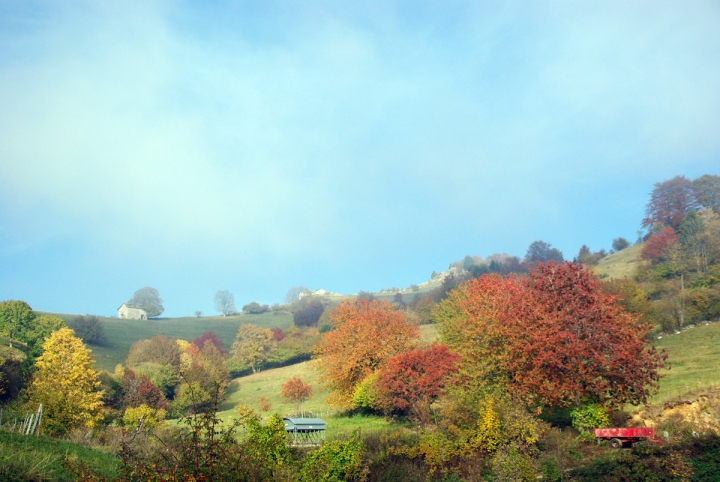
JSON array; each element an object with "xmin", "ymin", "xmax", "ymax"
[{"xmin": 283, "ymin": 417, "xmax": 326, "ymax": 446}]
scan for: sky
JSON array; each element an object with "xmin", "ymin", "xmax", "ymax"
[{"xmin": 1, "ymin": 1, "xmax": 720, "ymax": 318}]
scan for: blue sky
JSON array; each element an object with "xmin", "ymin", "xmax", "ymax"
[{"xmin": 1, "ymin": 1, "xmax": 719, "ymax": 317}]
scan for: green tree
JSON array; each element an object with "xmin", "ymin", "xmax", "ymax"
[
  {"xmin": 0, "ymin": 300, "xmax": 65, "ymax": 357},
  {"xmin": 230, "ymin": 324, "xmax": 274, "ymax": 373},
  {"xmin": 24, "ymin": 328, "xmax": 104, "ymax": 435},
  {"xmin": 128, "ymin": 286, "xmax": 164, "ymax": 317}
]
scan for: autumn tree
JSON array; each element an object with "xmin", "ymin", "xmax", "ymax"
[
  {"xmin": 128, "ymin": 286, "xmax": 164, "ymax": 317},
  {"xmin": 214, "ymin": 290, "xmax": 236, "ymax": 316},
  {"xmin": 280, "ymin": 376, "xmax": 313, "ymax": 412},
  {"xmin": 641, "ymin": 227, "xmax": 679, "ymax": 262},
  {"xmin": 127, "ymin": 335, "xmax": 182, "ymax": 369},
  {"xmin": 315, "ymin": 299, "xmax": 419, "ymax": 408},
  {"xmin": 436, "ymin": 263, "xmax": 668, "ymax": 409},
  {"xmin": 230, "ymin": 324, "xmax": 274, "ymax": 373},
  {"xmin": 642, "ymin": 175, "xmax": 695, "ymax": 231},
  {"xmin": 374, "ymin": 343, "xmax": 460, "ymax": 422},
  {"xmin": 191, "ymin": 331, "xmax": 228, "ymax": 356},
  {"xmin": 121, "ymin": 368, "xmax": 170, "ymax": 410},
  {"xmin": 24, "ymin": 328, "xmax": 104, "ymax": 435}
]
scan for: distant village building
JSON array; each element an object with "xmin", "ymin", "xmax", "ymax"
[
  {"xmin": 299, "ymin": 288, "xmax": 329, "ymax": 299},
  {"xmin": 117, "ymin": 303, "xmax": 147, "ymax": 320}
]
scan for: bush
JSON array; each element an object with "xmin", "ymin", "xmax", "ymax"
[
  {"xmin": 299, "ymin": 433, "xmax": 368, "ymax": 482},
  {"xmin": 123, "ymin": 404, "xmax": 167, "ymax": 430},
  {"xmin": 294, "ymin": 300, "xmax": 324, "ymax": 327},
  {"xmin": 242, "ymin": 302, "xmax": 269, "ymax": 314},
  {"xmin": 69, "ymin": 315, "xmax": 107, "ymax": 345}
]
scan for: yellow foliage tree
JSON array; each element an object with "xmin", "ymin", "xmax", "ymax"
[
  {"xmin": 230, "ymin": 324, "xmax": 274, "ymax": 373},
  {"xmin": 25, "ymin": 328, "xmax": 104, "ymax": 435}
]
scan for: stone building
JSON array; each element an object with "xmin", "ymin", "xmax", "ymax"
[{"xmin": 117, "ymin": 303, "xmax": 147, "ymax": 320}]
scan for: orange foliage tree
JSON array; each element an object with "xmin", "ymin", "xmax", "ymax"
[
  {"xmin": 437, "ymin": 263, "xmax": 668, "ymax": 409},
  {"xmin": 280, "ymin": 376, "xmax": 313, "ymax": 412},
  {"xmin": 315, "ymin": 299, "xmax": 419, "ymax": 408}
]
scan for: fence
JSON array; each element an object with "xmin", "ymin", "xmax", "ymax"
[{"xmin": 0, "ymin": 404, "xmax": 43, "ymax": 435}]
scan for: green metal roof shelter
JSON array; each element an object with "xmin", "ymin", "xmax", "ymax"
[{"xmin": 283, "ymin": 417, "xmax": 326, "ymax": 446}]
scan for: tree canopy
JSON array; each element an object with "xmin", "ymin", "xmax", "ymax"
[
  {"xmin": 230, "ymin": 324, "xmax": 274, "ymax": 373},
  {"xmin": 0, "ymin": 300, "xmax": 65, "ymax": 357},
  {"xmin": 436, "ymin": 263, "xmax": 668, "ymax": 409},
  {"xmin": 25, "ymin": 328, "xmax": 104, "ymax": 435},
  {"xmin": 524, "ymin": 240, "xmax": 564, "ymax": 264},
  {"xmin": 128, "ymin": 287, "xmax": 164, "ymax": 317},
  {"xmin": 315, "ymin": 298, "xmax": 419, "ymax": 408}
]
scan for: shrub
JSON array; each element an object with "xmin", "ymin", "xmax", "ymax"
[
  {"xmin": 294, "ymin": 300, "xmax": 325, "ymax": 327},
  {"xmin": 70, "ymin": 315, "xmax": 107, "ymax": 345},
  {"xmin": 242, "ymin": 302, "xmax": 269, "ymax": 314},
  {"xmin": 123, "ymin": 404, "xmax": 167, "ymax": 430},
  {"xmin": 299, "ymin": 433, "xmax": 368, "ymax": 482}
]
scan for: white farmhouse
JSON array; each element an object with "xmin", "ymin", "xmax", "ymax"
[{"xmin": 117, "ymin": 303, "xmax": 148, "ymax": 320}]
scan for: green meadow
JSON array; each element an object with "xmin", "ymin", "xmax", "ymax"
[
  {"xmin": 649, "ymin": 321, "xmax": 720, "ymax": 404},
  {"xmin": 593, "ymin": 243, "xmax": 643, "ymax": 279},
  {"xmin": 44, "ymin": 311, "xmax": 293, "ymax": 372}
]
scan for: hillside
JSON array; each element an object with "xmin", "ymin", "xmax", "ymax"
[
  {"xmin": 593, "ymin": 243, "xmax": 642, "ymax": 279},
  {"xmin": 45, "ymin": 312, "xmax": 293, "ymax": 372},
  {"xmin": 650, "ymin": 321, "xmax": 720, "ymax": 405}
]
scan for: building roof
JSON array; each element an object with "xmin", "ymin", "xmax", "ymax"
[{"xmin": 283, "ymin": 417, "xmax": 326, "ymax": 431}]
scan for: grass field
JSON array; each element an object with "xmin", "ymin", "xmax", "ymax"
[
  {"xmin": 593, "ymin": 243, "xmax": 642, "ymax": 279},
  {"xmin": 0, "ymin": 431, "xmax": 118, "ymax": 481},
  {"xmin": 44, "ymin": 311, "xmax": 293, "ymax": 372},
  {"xmin": 649, "ymin": 321, "xmax": 720, "ymax": 405}
]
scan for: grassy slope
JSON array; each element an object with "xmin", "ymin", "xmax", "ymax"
[
  {"xmin": 46, "ymin": 312, "xmax": 293, "ymax": 372},
  {"xmin": 592, "ymin": 243, "xmax": 643, "ymax": 279},
  {"xmin": 649, "ymin": 321, "xmax": 720, "ymax": 404},
  {"xmin": 0, "ymin": 431, "xmax": 118, "ymax": 481},
  {"xmin": 214, "ymin": 324, "xmax": 440, "ymax": 436}
]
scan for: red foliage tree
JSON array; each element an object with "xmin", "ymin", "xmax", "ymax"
[
  {"xmin": 505, "ymin": 262, "xmax": 668, "ymax": 408},
  {"xmin": 315, "ymin": 299, "xmax": 419, "ymax": 407},
  {"xmin": 191, "ymin": 331, "xmax": 228, "ymax": 356},
  {"xmin": 642, "ymin": 175, "xmax": 695, "ymax": 230},
  {"xmin": 437, "ymin": 263, "xmax": 668, "ymax": 409},
  {"xmin": 121, "ymin": 369, "xmax": 170, "ymax": 410},
  {"xmin": 374, "ymin": 343, "xmax": 460, "ymax": 414},
  {"xmin": 280, "ymin": 376, "xmax": 313, "ymax": 411},
  {"xmin": 641, "ymin": 227, "xmax": 679, "ymax": 262},
  {"xmin": 271, "ymin": 327, "xmax": 286, "ymax": 341}
]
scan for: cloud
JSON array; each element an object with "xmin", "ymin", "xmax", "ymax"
[{"xmin": 1, "ymin": 1, "xmax": 719, "ymax": 314}]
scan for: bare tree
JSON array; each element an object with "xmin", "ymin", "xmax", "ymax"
[
  {"xmin": 214, "ymin": 290, "xmax": 236, "ymax": 317},
  {"xmin": 285, "ymin": 286, "xmax": 309, "ymax": 304}
]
